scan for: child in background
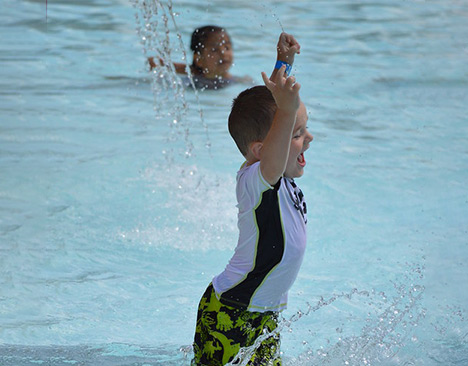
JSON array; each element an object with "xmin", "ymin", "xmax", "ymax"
[
  {"xmin": 191, "ymin": 33, "xmax": 313, "ymax": 365},
  {"xmin": 148, "ymin": 25, "xmax": 252, "ymax": 90}
]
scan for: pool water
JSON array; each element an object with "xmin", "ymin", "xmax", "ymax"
[{"xmin": 1, "ymin": 0, "xmax": 467, "ymax": 365}]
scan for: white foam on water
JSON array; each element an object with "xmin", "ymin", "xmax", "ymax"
[{"xmin": 119, "ymin": 162, "xmax": 237, "ymax": 252}]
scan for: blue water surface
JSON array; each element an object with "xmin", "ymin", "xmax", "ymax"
[{"xmin": 1, "ymin": 0, "xmax": 467, "ymax": 365}]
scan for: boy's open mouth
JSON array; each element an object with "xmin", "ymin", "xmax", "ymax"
[{"xmin": 297, "ymin": 152, "xmax": 306, "ymax": 167}]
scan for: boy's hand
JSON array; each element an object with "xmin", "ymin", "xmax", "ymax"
[
  {"xmin": 270, "ymin": 33, "xmax": 300, "ymax": 81},
  {"xmin": 262, "ymin": 65, "xmax": 300, "ymax": 114},
  {"xmin": 277, "ymin": 33, "xmax": 301, "ymax": 64}
]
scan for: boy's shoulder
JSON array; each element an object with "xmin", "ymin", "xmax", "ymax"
[
  {"xmin": 236, "ymin": 161, "xmax": 274, "ymax": 196},
  {"xmin": 236, "ymin": 161, "xmax": 261, "ymax": 181}
]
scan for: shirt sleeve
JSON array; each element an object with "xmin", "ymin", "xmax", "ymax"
[{"xmin": 236, "ymin": 162, "xmax": 273, "ymax": 212}]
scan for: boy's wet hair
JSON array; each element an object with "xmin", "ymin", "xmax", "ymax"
[
  {"xmin": 228, "ymin": 86, "xmax": 277, "ymax": 157},
  {"xmin": 190, "ymin": 25, "xmax": 226, "ymax": 54}
]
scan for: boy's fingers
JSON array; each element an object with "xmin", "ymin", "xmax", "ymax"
[
  {"xmin": 275, "ymin": 65, "xmax": 287, "ymax": 81},
  {"xmin": 285, "ymin": 76, "xmax": 296, "ymax": 89},
  {"xmin": 281, "ymin": 33, "xmax": 301, "ymax": 54},
  {"xmin": 292, "ymin": 81, "xmax": 301, "ymax": 92},
  {"xmin": 285, "ymin": 76, "xmax": 296, "ymax": 88},
  {"xmin": 261, "ymin": 71, "xmax": 273, "ymax": 89},
  {"xmin": 288, "ymin": 34, "xmax": 299, "ymax": 44}
]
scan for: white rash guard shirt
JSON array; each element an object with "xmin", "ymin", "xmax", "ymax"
[{"xmin": 212, "ymin": 161, "xmax": 308, "ymax": 312}]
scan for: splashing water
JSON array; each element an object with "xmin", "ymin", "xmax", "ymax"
[
  {"xmin": 223, "ymin": 263, "xmax": 426, "ymax": 366},
  {"xmin": 118, "ymin": 163, "xmax": 237, "ymax": 252},
  {"xmin": 131, "ymin": 0, "xmax": 209, "ymax": 159},
  {"xmin": 267, "ymin": 6, "xmax": 285, "ymax": 33}
]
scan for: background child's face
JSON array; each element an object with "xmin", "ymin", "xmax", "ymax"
[
  {"xmin": 284, "ymin": 102, "xmax": 313, "ymax": 179},
  {"xmin": 195, "ymin": 31, "xmax": 233, "ymax": 77}
]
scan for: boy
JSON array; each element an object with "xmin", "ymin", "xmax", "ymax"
[{"xmin": 192, "ymin": 33, "xmax": 313, "ymax": 365}]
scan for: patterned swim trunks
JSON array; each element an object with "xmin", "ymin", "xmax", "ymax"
[{"xmin": 191, "ymin": 284, "xmax": 281, "ymax": 366}]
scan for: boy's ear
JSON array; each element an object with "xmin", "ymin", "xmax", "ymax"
[{"xmin": 249, "ymin": 141, "xmax": 263, "ymax": 160}]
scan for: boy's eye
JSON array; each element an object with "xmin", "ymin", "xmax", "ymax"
[{"xmin": 293, "ymin": 129, "xmax": 305, "ymax": 139}]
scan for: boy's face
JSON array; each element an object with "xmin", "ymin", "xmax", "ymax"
[
  {"xmin": 284, "ymin": 102, "xmax": 313, "ymax": 179},
  {"xmin": 195, "ymin": 31, "xmax": 233, "ymax": 77}
]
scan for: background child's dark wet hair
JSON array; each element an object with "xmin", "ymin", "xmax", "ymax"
[
  {"xmin": 190, "ymin": 25, "xmax": 226, "ymax": 53},
  {"xmin": 228, "ymin": 86, "xmax": 277, "ymax": 157}
]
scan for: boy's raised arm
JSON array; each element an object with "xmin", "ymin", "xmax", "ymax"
[
  {"xmin": 259, "ymin": 66, "xmax": 301, "ymax": 185},
  {"xmin": 257, "ymin": 33, "xmax": 301, "ymax": 185}
]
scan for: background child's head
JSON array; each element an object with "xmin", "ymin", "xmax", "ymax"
[
  {"xmin": 228, "ymin": 86, "xmax": 277, "ymax": 157},
  {"xmin": 190, "ymin": 25, "xmax": 233, "ymax": 78}
]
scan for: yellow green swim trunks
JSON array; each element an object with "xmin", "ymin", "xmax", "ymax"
[{"xmin": 191, "ymin": 284, "xmax": 281, "ymax": 366}]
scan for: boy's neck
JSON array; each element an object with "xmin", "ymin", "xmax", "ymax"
[{"xmin": 244, "ymin": 151, "xmax": 259, "ymax": 166}]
